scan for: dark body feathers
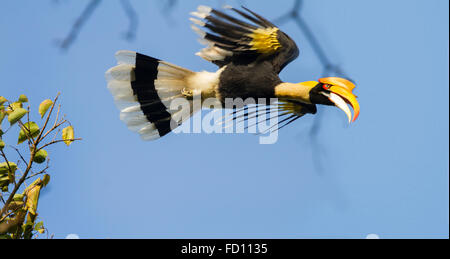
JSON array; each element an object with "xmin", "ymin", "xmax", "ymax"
[{"xmin": 218, "ymin": 61, "xmax": 281, "ymax": 103}]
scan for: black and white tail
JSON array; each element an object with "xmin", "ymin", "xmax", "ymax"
[{"xmin": 105, "ymin": 51, "xmax": 197, "ymax": 141}]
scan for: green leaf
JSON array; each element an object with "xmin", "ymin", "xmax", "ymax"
[
  {"xmin": 34, "ymin": 221, "xmax": 45, "ymax": 234},
  {"xmin": 0, "ymin": 162, "xmax": 17, "ymax": 176},
  {"xmin": 18, "ymin": 122, "xmax": 40, "ymax": 144},
  {"xmin": 0, "ymin": 175, "xmax": 10, "ymax": 187},
  {"xmin": 33, "ymin": 149, "xmax": 48, "ymax": 164},
  {"xmin": 13, "ymin": 194, "xmax": 25, "ymax": 201},
  {"xmin": 62, "ymin": 126, "xmax": 74, "ymax": 146},
  {"xmin": 9, "ymin": 102, "xmax": 23, "ymax": 110},
  {"xmin": 25, "ymin": 182, "xmax": 42, "ymax": 215},
  {"xmin": 18, "ymin": 94, "xmax": 28, "ymax": 103},
  {"xmin": 38, "ymin": 99, "xmax": 53, "ymax": 119},
  {"xmin": 42, "ymin": 174, "xmax": 50, "ymax": 187},
  {"xmin": 25, "ymin": 178, "xmax": 42, "ymax": 192},
  {"xmin": 34, "ymin": 221, "xmax": 44, "ymax": 231},
  {"xmin": 22, "ymin": 217, "xmax": 34, "ymax": 239},
  {"xmin": 0, "ymin": 96, "xmax": 7, "ymax": 105},
  {"xmin": 8, "ymin": 201, "xmax": 24, "ymax": 211},
  {"xmin": 0, "ymin": 107, "xmax": 5, "ymax": 124},
  {"xmin": 35, "ymin": 221, "xmax": 46, "ymax": 235},
  {"xmin": 0, "ymin": 139, "xmax": 4, "ymax": 150},
  {"xmin": 0, "ymin": 161, "xmax": 17, "ymax": 184},
  {"xmin": 7, "ymin": 107, "xmax": 27, "ymax": 126}
]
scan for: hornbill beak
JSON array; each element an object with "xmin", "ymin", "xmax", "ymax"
[{"xmin": 319, "ymin": 77, "xmax": 360, "ymax": 123}]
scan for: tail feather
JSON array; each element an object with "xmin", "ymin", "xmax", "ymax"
[{"xmin": 106, "ymin": 50, "xmax": 197, "ymax": 140}]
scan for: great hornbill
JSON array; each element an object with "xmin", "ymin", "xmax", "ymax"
[{"xmin": 106, "ymin": 5, "xmax": 360, "ymax": 141}]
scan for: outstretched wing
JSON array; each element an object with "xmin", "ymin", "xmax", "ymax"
[{"xmin": 190, "ymin": 5, "xmax": 299, "ymax": 73}]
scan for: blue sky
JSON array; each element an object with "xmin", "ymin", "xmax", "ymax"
[{"xmin": 0, "ymin": 0, "xmax": 448, "ymax": 238}]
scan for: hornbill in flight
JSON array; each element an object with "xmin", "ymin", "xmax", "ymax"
[{"xmin": 106, "ymin": 5, "xmax": 360, "ymax": 141}]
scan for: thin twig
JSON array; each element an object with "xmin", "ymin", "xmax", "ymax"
[
  {"xmin": 0, "ymin": 146, "xmax": 34, "ymax": 217},
  {"xmin": 26, "ymin": 156, "xmax": 50, "ymax": 181},
  {"xmin": 40, "ymin": 119, "xmax": 67, "ymax": 143},
  {"xmin": 0, "ymin": 193, "xmax": 5, "ymax": 204},
  {"xmin": 36, "ymin": 94, "xmax": 60, "ymax": 143},
  {"xmin": 54, "ymin": 104, "xmax": 61, "ymax": 129},
  {"xmin": 57, "ymin": 0, "xmax": 102, "ymax": 50},
  {"xmin": 119, "ymin": 0, "xmax": 138, "ymax": 41},
  {"xmin": 0, "ymin": 149, "xmax": 14, "ymax": 183},
  {"xmin": 40, "ymin": 119, "xmax": 68, "ymax": 143},
  {"xmin": 37, "ymin": 138, "xmax": 82, "ymax": 152},
  {"xmin": 18, "ymin": 121, "xmax": 36, "ymax": 144},
  {"xmin": 0, "ymin": 210, "xmax": 15, "ymax": 224},
  {"xmin": 26, "ymin": 166, "xmax": 49, "ymax": 180},
  {"xmin": 275, "ymin": 0, "xmax": 350, "ymax": 78}
]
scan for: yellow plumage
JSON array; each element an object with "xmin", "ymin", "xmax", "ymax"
[{"xmin": 248, "ymin": 27, "xmax": 281, "ymax": 54}]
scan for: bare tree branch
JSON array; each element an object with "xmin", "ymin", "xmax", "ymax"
[
  {"xmin": 10, "ymin": 146, "xmax": 29, "ymax": 169},
  {"xmin": 274, "ymin": 0, "xmax": 349, "ymax": 78},
  {"xmin": 0, "ymin": 144, "xmax": 34, "ymax": 218},
  {"xmin": 119, "ymin": 0, "xmax": 138, "ymax": 41},
  {"xmin": 37, "ymin": 138, "xmax": 82, "ymax": 152},
  {"xmin": 161, "ymin": 0, "xmax": 177, "ymax": 14},
  {"xmin": 56, "ymin": 0, "xmax": 102, "ymax": 50}
]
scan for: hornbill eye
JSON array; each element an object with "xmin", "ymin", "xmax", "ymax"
[{"xmin": 322, "ymin": 84, "xmax": 330, "ymax": 91}]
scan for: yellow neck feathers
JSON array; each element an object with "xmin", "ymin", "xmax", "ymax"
[{"xmin": 274, "ymin": 81, "xmax": 318, "ymax": 103}]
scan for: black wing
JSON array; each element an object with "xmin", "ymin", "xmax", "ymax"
[{"xmin": 190, "ymin": 5, "xmax": 299, "ymax": 73}]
